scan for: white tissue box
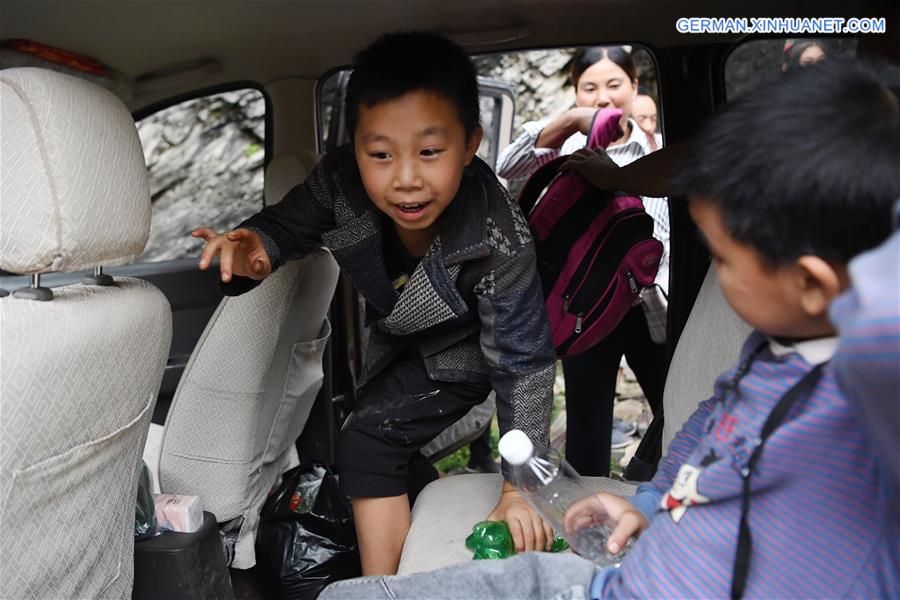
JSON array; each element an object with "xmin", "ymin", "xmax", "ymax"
[{"xmin": 154, "ymin": 494, "xmax": 204, "ymax": 533}]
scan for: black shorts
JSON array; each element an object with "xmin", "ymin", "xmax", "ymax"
[{"xmin": 337, "ymin": 351, "xmax": 491, "ymax": 500}]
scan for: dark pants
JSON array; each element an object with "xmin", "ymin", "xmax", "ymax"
[
  {"xmin": 337, "ymin": 351, "xmax": 492, "ymax": 502},
  {"xmin": 562, "ymin": 305, "xmax": 666, "ymax": 476}
]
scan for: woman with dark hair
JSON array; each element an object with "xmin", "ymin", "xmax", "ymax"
[
  {"xmin": 496, "ymin": 46, "xmax": 648, "ymax": 181},
  {"xmin": 783, "ymin": 39, "xmax": 827, "ymax": 71},
  {"xmin": 496, "ymin": 46, "xmax": 669, "ymax": 477}
]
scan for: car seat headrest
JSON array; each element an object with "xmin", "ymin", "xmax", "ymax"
[
  {"xmin": 0, "ymin": 67, "xmax": 151, "ymax": 274},
  {"xmin": 263, "ymin": 150, "xmax": 319, "ymax": 206}
]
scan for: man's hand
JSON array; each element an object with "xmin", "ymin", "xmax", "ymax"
[
  {"xmin": 563, "ymin": 142, "xmax": 685, "ymax": 198},
  {"xmin": 560, "ymin": 147, "xmax": 622, "ymax": 191},
  {"xmin": 563, "ymin": 492, "xmax": 650, "ymax": 555},
  {"xmin": 192, "ymin": 227, "xmax": 272, "ymax": 282},
  {"xmin": 487, "ymin": 481, "xmax": 554, "ymax": 553}
]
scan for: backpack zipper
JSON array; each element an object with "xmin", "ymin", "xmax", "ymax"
[
  {"xmin": 556, "ymin": 240, "xmax": 662, "ymax": 355},
  {"xmin": 563, "ymin": 294, "xmax": 570, "ymax": 313},
  {"xmin": 575, "ymin": 313, "xmax": 584, "ymax": 334},
  {"xmin": 562, "ymin": 208, "xmax": 645, "ymax": 302},
  {"xmin": 627, "ymin": 271, "xmax": 638, "ymax": 294}
]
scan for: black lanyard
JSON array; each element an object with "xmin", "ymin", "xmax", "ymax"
[{"xmin": 728, "ymin": 343, "xmax": 826, "ymax": 599}]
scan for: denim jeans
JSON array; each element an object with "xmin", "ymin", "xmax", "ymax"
[{"xmin": 319, "ymin": 552, "xmax": 598, "ymax": 600}]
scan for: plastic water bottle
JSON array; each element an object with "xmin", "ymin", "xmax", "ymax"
[{"xmin": 498, "ymin": 429, "xmax": 622, "ymax": 567}]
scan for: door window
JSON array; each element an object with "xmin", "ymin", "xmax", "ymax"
[
  {"xmin": 725, "ymin": 38, "xmax": 857, "ymax": 99},
  {"xmin": 134, "ymin": 88, "xmax": 266, "ymax": 263}
]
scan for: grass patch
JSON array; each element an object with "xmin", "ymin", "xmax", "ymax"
[
  {"xmin": 434, "ymin": 443, "xmax": 469, "ymax": 473},
  {"xmin": 434, "ymin": 421, "xmax": 500, "ymax": 473}
]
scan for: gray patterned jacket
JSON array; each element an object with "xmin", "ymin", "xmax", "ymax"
[{"xmin": 225, "ymin": 145, "xmax": 555, "ymax": 451}]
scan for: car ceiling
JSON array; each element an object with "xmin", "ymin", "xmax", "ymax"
[{"xmin": 0, "ymin": 0, "xmax": 872, "ymax": 111}]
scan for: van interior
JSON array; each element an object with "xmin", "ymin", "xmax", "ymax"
[{"xmin": 1, "ymin": 0, "xmax": 896, "ymax": 597}]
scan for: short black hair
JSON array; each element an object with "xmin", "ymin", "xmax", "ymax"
[
  {"xmin": 673, "ymin": 59, "xmax": 900, "ymax": 266},
  {"xmin": 344, "ymin": 31, "xmax": 480, "ymax": 140}
]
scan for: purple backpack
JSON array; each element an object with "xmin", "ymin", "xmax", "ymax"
[{"xmin": 518, "ymin": 108, "xmax": 662, "ymax": 357}]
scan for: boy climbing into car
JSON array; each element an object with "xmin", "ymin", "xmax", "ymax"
[
  {"xmin": 192, "ymin": 32, "xmax": 556, "ymax": 576},
  {"xmin": 320, "ymin": 59, "xmax": 900, "ymax": 598}
]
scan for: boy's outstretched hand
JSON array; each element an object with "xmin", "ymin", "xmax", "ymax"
[
  {"xmin": 487, "ymin": 481, "xmax": 555, "ymax": 553},
  {"xmin": 563, "ymin": 491, "xmax": 650, "ymax": 555},
  {"xmin": 192, "ymin": 227, "xmax": 272, "ymax": 283}
]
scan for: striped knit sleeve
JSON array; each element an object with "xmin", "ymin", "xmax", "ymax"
[
  {"xmin": 495, "ymin": 118, "xmax": 560, "ymax": 183},
  {"xmin": 830, "ymin": 229, "xmax": 900, "ymax": 505}
]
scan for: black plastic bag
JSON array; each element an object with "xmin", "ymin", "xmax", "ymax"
[
  {"xmin": 255, "ymin": 464, "xmax": 361, "ymax": 599},
  {"xmin": 134, "ymin": 461, "xmax": 158, "ymax": 540}
]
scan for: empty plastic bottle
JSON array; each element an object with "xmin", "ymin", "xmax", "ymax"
[{"xmin": 498, "ymin": 429, "xmax": 624, "ymax": 567}]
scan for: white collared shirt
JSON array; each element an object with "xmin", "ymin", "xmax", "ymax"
[{"xmin": 768, "ymin": 336, "xmax": 839, "ymax": 365}]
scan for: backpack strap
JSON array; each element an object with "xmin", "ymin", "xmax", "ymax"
[
  {"xmin": 517, "ymin": 108, "xmax": 624, "ymax": 218},
  {"xmin": 517, "ymin": 156, "xmax": 567, "ymax": 217},
  {"xmin": 622, "ymin": 415, "xmax": 664, "ymax": 481},
  {"xmin": 730, "ymin": 362, "xmax": 826, "ymax": 599}
]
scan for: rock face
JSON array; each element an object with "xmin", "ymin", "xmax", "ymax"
[
  {"xmin": 726, "ymin": 38, "xmax": 857, "ymax": 98},
  {"xmin": 135, "ymin": 89, "xmax": 266, "ymax": 263},
  {"xmin": 475, "ymin": 49, "xmax": 575, "ymax": 133}
]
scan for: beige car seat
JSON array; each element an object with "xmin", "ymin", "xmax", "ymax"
[
  {"xmin": 157, "ymin": 151, "xmax": 340, "ymax": 569},
  {"xmin": 0, "ymin": 67, "xmax": 172, "ymax": 598}
]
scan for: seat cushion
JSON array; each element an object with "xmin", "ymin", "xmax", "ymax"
[
  {"xmin": 158, "ymin": 151, "xmax": 338, "ymax": 569},
  {"xmin": 397, "ymin": 473, "xmax": 636, "ymax": 575}
]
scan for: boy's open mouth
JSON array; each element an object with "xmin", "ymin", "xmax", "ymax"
[
  {"xmin": 396, "ymin": 202, "xmax": 429, "ymax": 215},
  {"xmin": 394, "ymin": 201, "xmax": 429, "ymax": 219}
]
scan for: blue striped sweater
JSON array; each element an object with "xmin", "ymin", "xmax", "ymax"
[
  {"xmin": 596, "ymin": 332, "xmax": 899, "ymax": 598},
  {"xmin": 830, "ymin": 228, "xmax": 900, "ymax": 511}
]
